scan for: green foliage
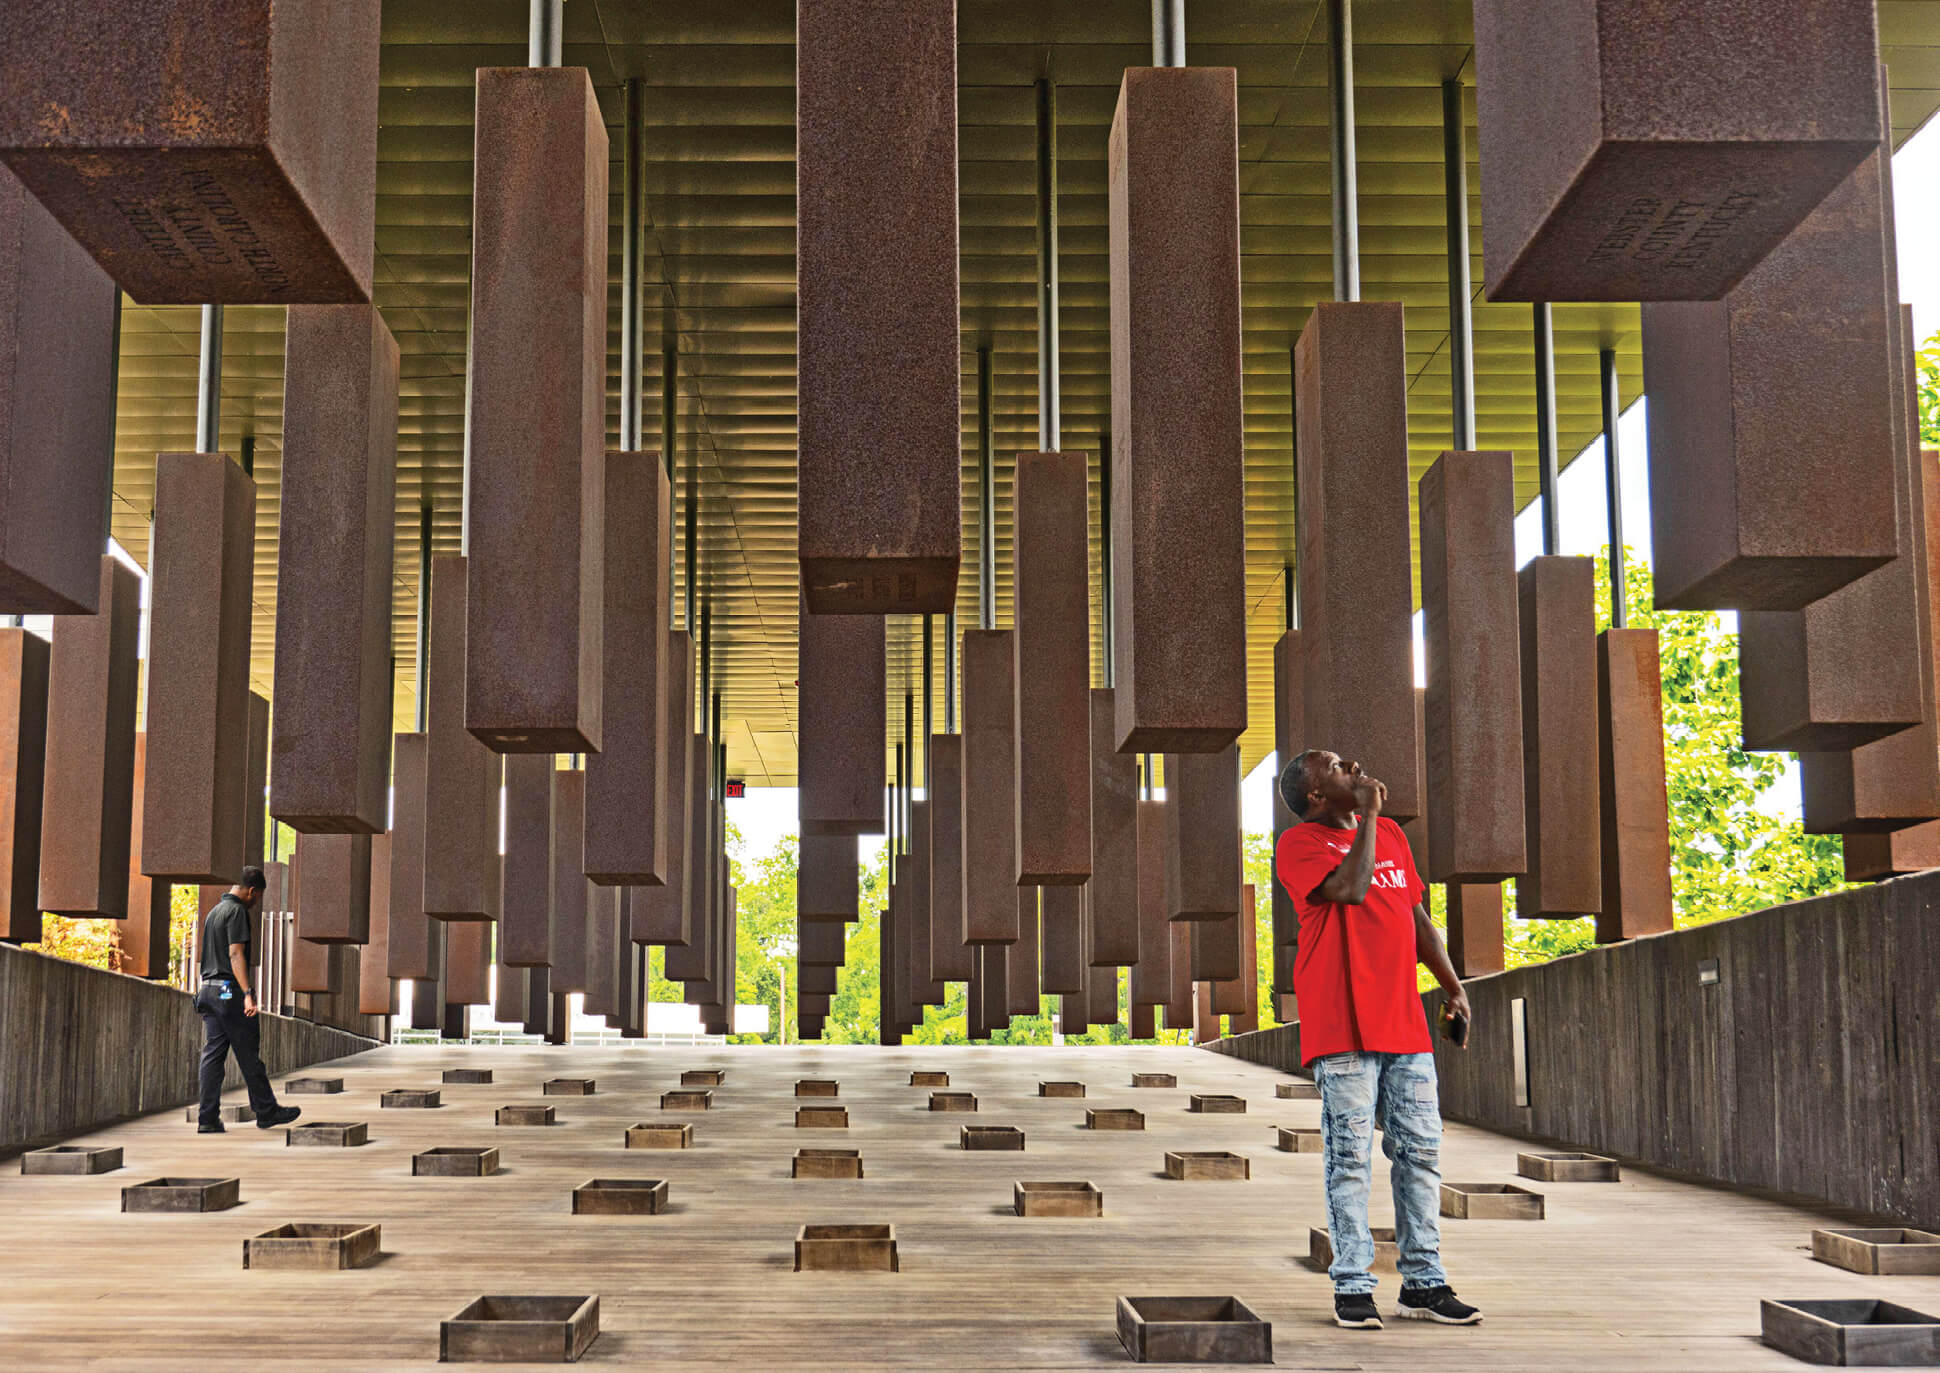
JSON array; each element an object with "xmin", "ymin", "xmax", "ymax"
[{"xmin": 1918, "ymin": 329, "xmax": 1939, "ymax": 449}]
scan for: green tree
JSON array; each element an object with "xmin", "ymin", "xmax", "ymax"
[{"xmin": 1918, "ymin": 328, "xmax": 1939, "ymax": 448}]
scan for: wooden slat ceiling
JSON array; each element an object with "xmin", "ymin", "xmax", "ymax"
[{"xmin": 104, "ymin": 0, "xmax": 1940, "ymax": 788}]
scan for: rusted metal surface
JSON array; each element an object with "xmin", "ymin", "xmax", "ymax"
[
  {"xmin": 586, "ymin": 452, "xmax": 670, "ymax": 883},
  {"xmin": 117, "ymin": 735, "xmax": 170, "ymax": 976},
  {"xmin": 384, "ymin": 734, "xmax": 437, "ymax": 981},
  {"xmin": 143, "ymin": 453, "xmax": 255, "ymax": 883},
  {"xmin": 1087, "ymin": 689, "xmax": 1138, "ymax": 966},
  {"xmin": 1842, "ymin": 825, "xmax": 1940, "ymax": 880},
  {"xmin": 1224, "ymin": 886, "xmax": 1259, "ymax": 1032},
  {"xmin": 798, "ymin": 601, "xmax": 884, "ymax": 836},
  {"xmin": 0, "ymin": 0, "xmax": 381, "ymax": 303},
  {"xmin": 0, "ymin": 164, "xmax": 116, "ymax": 613},
  {"xmin": 1296, "ymin": 302, "xmax": 1421, "ymax": 821},
  {"xmin": 907, "ymin": 800, "xmax": 944, "ymax": 1005},
  {"xmin": 422, "ymin": 555, "xmax": 491, "ymax": 920},
  {"xmin": 292, "ymin": 832, "xmax": 371, "ymax": 945},
  {"xmin": 798, "ymin": 831, "xmax": 859, "ymax": 922},
  {"xmin": 357, "ymin": 832, "xmax": 393, "ymax": 1016},
  {"xmin": 1419, "ymin": 450, "xmax": 1526, "ymax": 880},
  {"xmin": 628, "ymin": 631, "xmax": 693, "ymax": 945},
  {"xmin": 926, "ymin": 734, "xmax": 973, "ymax": 980},
  {"xmin": 962, "ymin": 629, "xmax": 1020, "ymax": 944},
  {"xmin": 272, "ymin": 304, "xmax": 397, "ymax": 833},
  {"xmin": 1108, "ymin": 66, "xmax": 1246, "ymax": 752},
  {"xmin": 466, "ymin": 67, "xmax": 606, "ymax": 754},
  {"xmin": 1518, "ymin": 556, "xmax": 1602, "ymax": 916},
  {"xmin": 582, "ymin": 882, "xmax": 622, "ymax": 1020},
  {"xmin": 1597, "ymin": 629, "xmax": 1674, "ymax": 942},
  {"xmin": 1005, "ymin": 889, "xmax": 1039, "ymax": 1016},
  {"xmin": 1039, "ymin": 884, "xmax": 1085, "ymax": 995},
  {"xmin": 1164, "ymin": 747, "xmax": 1241, "ymax": 922},
  {"xmin": 1128, "ymin": 799, "xmax": 1171, "ymax": 1009},
  {"xmin": 243, "ymin": 693, "xmax": 267, "ymax": 868},
  {"xmin": 1445, "ymin": 883, "xmax": 1505, "ymax": 978},
  {"xmin": 1013, "ymin": 451, "xmax": 1092, "ymax": 882},
  {"xmin": 548, "ymin": 769, "xmax": 588, "ymax": 993},
  {"xmin": 796, "ymin": 0, "xmax": 960, "ymax": 614},
  {"xmin": 1471, "ymin": 0, "xmax": 1879, "ymax": 301},
  {"xmin": 1085, "ymin": 902, "xmax": 1120, "ymax": 1028},
  {"xmin": 0, "ymin": 628, "xmax": 46, "ymax": 942},
  {"xmin": 664, "ymin": 737, "xmax": 711, "ymax": 986},
  {"xmin": 444, "ymin": 916, "xmax": 491, "ymax": 1008},
  {"xmin": 501, "ymin": 754, "xmax": 553, "ymax": 967},
  {"xmin": 1271, "ymin": 629, "xmax": 1301, "ymax": 1006}
]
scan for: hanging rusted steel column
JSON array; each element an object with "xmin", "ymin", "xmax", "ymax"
[
  {"xmin": 1518, "ymin": 556, "xmax": 1603, "ymax": 916},
  {"xmin": 1129, "ymin": 794, "xmax": 1171, "ymax": 1015},
  {"xmin": 0, "ymin": 0, "xmax": 383, "ymax": 304},
  {"xmin": 927, "ymin": 733, "xmax": 971, "ymax": 979},
  {"xmin": 798, "ymin": 595, "xmax": 885, "ymax": 837},
  {"xmin": 1040, "ymin": 884, "xmax": 1085, "ymax": 995},
  {"xmin": 117, "ymin": 737, "xmax": 170, "ymax": 975},
  {"xmin": 962, "ymin": 628, "xmax": 1021, "ymax": 944},
  {"xmin": 1013, "ymin": 449, "xmax": 1091, "ymax": 883},
  {"xmin": 37, "ymin": 556, "xmax": 137, "ymax": 921},
  {"xmin": 548, "ymin": 767, "xmax": 589, "ymax": 993},
  {"xmin": 271, "ymin": 305, "xmax": 398, "ymax": 834},
  {"xmin": 1470, "ymin": 0, "xmax": 1881, "ymax": 302},
  {"xmin": 1270, "ymin": 577, "xmax": 1300, "ymax": 1019},
  {"xmin": 0, "ymin": 165, "xmax": 117, "ymax": 614},
  {"xmin": 465, "ymin": 49, "xmax": 606, "ymax": 752},
  {"xmin": 631, "ymin": 631, "xmax": 694, "ymax": 944},
  {"xmin": 144, "ymin": 445, "xmax": 256, "ymax": 882},
  {"xmin": 1295, "ymin": 302, "xmax": 1420, "ymax": 819},
  {"xmin": 422, "ymin": 554, "xmax": 492, "ymax": 920},
  {"xmin": 501, "ymin": 754, "xmax": 555, "ymax": 966},
  {"xmin": 1418, "ymin": 451, "xmax": 1525, "ymax": 880},
  {"xmin": 796, "ymin": 0, "xmax": 960, "ymax": 613},
  {"xmin": 1088, "ymin": 688, "xmax": 1138, "ymax": 965},
  {"xmin": 384, "ymin": 734, "xmax": 435, "ymax": 979},
  {"xmin": 1108, "ymin": 63, "xmax": 1246, "ymax": 752},
  {"xmin": 293, "ymin": 832, "xmax": 372, "ymax": 944},
  {"xmin": 0, "ymin": 627, "xmax": 46, "ymax": 942}
]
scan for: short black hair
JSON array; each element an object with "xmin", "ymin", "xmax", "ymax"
[
  {"xmin": 238, "ymin": 865, "xmax": 267, "ymax": 892},
  {"xmin": 1279, "ymin": 749, "xmax": 1326, "ymax": 819}
]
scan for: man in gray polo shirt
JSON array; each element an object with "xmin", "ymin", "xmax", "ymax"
[{"xmin": 193, "ymin": 867, "xmax": 300, "ymax": 1133}]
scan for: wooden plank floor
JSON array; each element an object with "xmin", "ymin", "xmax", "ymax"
[{"xmin": 4, "ymin": 1044, "xmax": 1932, "ymax": 1369}]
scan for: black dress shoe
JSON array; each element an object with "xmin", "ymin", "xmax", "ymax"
[
  {"xmin": 256, "ymin": 1105, "xmax": 302, "ymax": 1129},
  {"xmin": 197, "ymin": 1123, "xmax": 226, "ymax": 1134}
]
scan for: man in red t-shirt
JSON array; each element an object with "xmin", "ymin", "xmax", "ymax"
[{"xmin": 1276, "ymin": 748, "xmax": 1479, "ymax": 1331}]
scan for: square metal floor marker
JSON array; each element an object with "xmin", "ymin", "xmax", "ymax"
[
  {"xmin": 961, "ymin": 1125, "xmax": 1025, "ymax": 1151},
  {"xmin": 243, "ymin": 1222, "xmax": 380, "ymax": 1270},
  {"xmin": 286, "ymin": 1121, "xmax": 368, "ymax": 1148},
  {"xmin": 284, "ymin": 1077, "xmax": 343, "ymax": 1095},
  {"xmin": 544, "ymin": 1078, "xmax": 596, "ymax": 1096},
  {"xmin": 1188, "ymin": 1094, "xmax": 1246, "ymax": 1114},
  {"xmin": 661, "ymin": 1088, "xmax": 713, "ymax": 1111},
  {"xmin": 796, "ymin": 1105, "xmax": 848, "ymax": 1128},
  {"xmin": 796, "ymin": 1079, "xmax": 839, "ymax": 1097},
  {"xmin": 443, "ymin": 1068, "xmax": 493, "ymax": 1085},
  {"xmin": 412, "ymin": 1147, "xmax": 500, "ymax": 1177},
  {"xmin": 380, "ymin": 1088, "xmax": 440, "ymax": 1109},
  {"xmin": 440, "ymin": 1295, "xmax": 600, "ymax": 1363},
  {"xmin": 909, "ymin": 1070, "xmax": 949, "ymax": 1087},
  {"xmin": 497, "ymin": 1104, "xmax": 556, "ymax": 1126},
  {"xmin": 1517, "ymin": 1150, "xmax": 1620, "ymax": 1182},
  {"xmin": 1275, "ymin": 1126, "xmax": 1321, "ymax": 1153},
  {"xmin": 1811, "ymin": 1228, "xmax": 1940, "ymax": 1276},
  {"xmin": 1309, "ymin": 1226, "xmax": 1397, "ymax": 1273},
  {"xmin": 1014, "ymin": 1181, "xmax": 1102, "ymax": 1217},
  {"xmin": 681, "ymin": 1069, "xmax": 725, "ymax": 1087},
  {"xmin": 1760, "ymin": 1298, "xmax": 1940, "ymax": 1366},
  {"xmin": 928, "ymin": 1091, "xmax": 977, "ymax": 1112},
  {"xmin": 572, "ymin": 1179, "xmax": 668, "ymax": 1215},
  {"xmin": 1164, "ymin": 1152, "xmax": 1249, "ymax": 1181},
  {"xmin": 793, "ymin": 1149, "xmax": 863, "ymax": 1179},
  {"xmin": 625, "ymin": 1122, "xmax": 693, "ymax": 1149},
  {"xmin": 794, "ymin": 1223, "xmax": 898, "ymax": 1272},
  {"xmin": 1274, "ymin": 1081, "xmax": 1319, "ymax": 1100},
  {"xmin": 1086, "ymin": 1108, "xmax": 1145, "ymax": 1131},
  {"xmin": 122, "ymin": 1177, "xmax": 239, "ymax": 1212},
  {"xmin": 1440, "ymin": 1182, "xmax": 1545, "ymax": 1219},
  {"xmin": 21, "ymin": 1145, "xmax": 122, "ymax": 1175},
  {"xmin": 1038, "ymin": 1080, "xmax": 1086, "ymax": 1098},
  {"xmin": 1131, "ymin": 1073, "xmax": 1177, "ymax": 1089},
  {"xmin": 1116, "ymin": 1296, "xmax": 1271, "ymax": 1364}
]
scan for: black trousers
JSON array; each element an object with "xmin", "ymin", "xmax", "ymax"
[{"xmin": 194, "ymin": 981, "xmax": 279, "ymax": 1125}]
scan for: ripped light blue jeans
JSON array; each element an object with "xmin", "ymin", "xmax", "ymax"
[{"xmin": 1312, "ymin": 1050, "xmax": 1448, "ymax": 1296}]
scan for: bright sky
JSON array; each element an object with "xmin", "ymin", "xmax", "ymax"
[{"xmin": 733, "ymin": 115, "xmax": 1940, "ymax": 862}]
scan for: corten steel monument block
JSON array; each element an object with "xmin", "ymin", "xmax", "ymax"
[
  {"xmin": 587, "ymin": 452, "xmax": 669, "ymax": 884},
  {"xmin": 1271, "ymin": 630, "xmax": 1301, "ymax": 972},
  {"xmin": 1215, "ymin": 886, "xmax": 1257, "ymax": 1026},
  {"xmin": 926, "ymin": 733, "xmax": 973, "ymax": 980},
  {"xmin": 1518, "ymin": 557, "xmax": 1602, "ymax": 916},
  {"xmin": 664, "ymin": 739, "xmax": 711, "ymax": 985},
  {"xmin": 1419, "ymin": 452, "xmax": 1527, "ymax": 881},
  {"xmin": 549, "ymin": 769, "xmax": 589, "ymax": 993},
  {"xmin": 1085, "ymin": 907, "xmax": 1120, "ymax": 1027},
  {"xmin": 293, "ymin": 833, "xmax": 371, "ymax": 945},
  {"xmin": 1165, "ymin": 899, "xmax": 1194, "ymax": 1029},
  {"xmin": 0, "ymin": 628, "xmax": 46, "ymax": 942},
  {"xmin": 1040, "ymin": 884, "xmax": 1085, "ymax": 995},
  {"xmin": 501, "ymin": 754, "xmax": 554, "ymax": 965},
  {"xmin": 118, "ymin": 736, "xmax": 171, "ymax": 974},
  {"xmin": 1597, "ymin": 629, "xmax": 1674, "ymax": 942},
  {"xmin": 1006, "ymin": 886, "xmax": 1041, "ymax": 1016},
  {"xmin": 962, "ymin": 629, "xmax": 1021, "ymax": 944},
  {"xmin": 583, "ymin": 882, "xmax": 622, "ymax": 1019},
  {"xmin": 357, "ymin": 832, "xmax": 392, "ymax": 1014},
  {"xmin": 1164, "ymin": 747, "xmax": 1241, "ymax": 922},
  {"xmin": 799, "ymin": 831, "xmax": 859, "ymax": 922},
  {"xmin": 385, "ymin": 734, "xmax": 437, "ymax": 980},
  {"xmin": 1842, "ymin": 825, "xmax": 1940, "ymax": 881},
  {"xmin": 1108, "ymin": 66, "xmax": 1246, "ymax": 753},
  {"xmin": 1296, "ymin": 302, "xmax": 1421, "ymax": 821},
  {"xmin": 243, "ymin": 693, "xmax": 268, "ymax": 867},
  {"xmin": 1444, "ymin": 884, "xmax": 1505, "ymax": 978},
  {"xmin": 446, "ymin": 911, "xmax": 491, "ymax": 1007},
  {"xmin": 0, "ymin": 0, "xmax": 380, "ymax": 304},
  {"xmin": 0, "ymin": 166, "xmax": 116, "ymax": 614},
  {"xmin": 1642, "ymin": 144, "xmax": 1901, "ymax": 609},
  {"xmin": 798, "ymin": 603, "xmax": 884, "ymax": 836},
  {"xmin": 795, "ymin": 0, "xmax": 960, "ymax": 614},
  {"xmin": 466, "ymin": 67, "xmax": 606, "ymax": 754},
  {"xmin": 144, "ymin": 453, "xmax": 255, "ymax": 882},
  {"xmin": 906, "ymin": 800, "xmax": 944, "ymax": 1005},
  {"xmin": 1013, "ymin": 450, "xmax": 1093, "ymax": 882},
  {"xmin": 1470, "ymin": 0, "xmax": 1879, "ymax": 302},
  {"xmin": 271, "ymin": 305, "xmax": 397, "ymax": 833},
  {"xmin": 1129, "ymin": 798, "xmax": 1171, "ymax": 1009},
  {"xmin": 423, "ymin": 556, "xmax": 492, "ymax": 920},
  {"xmin": 629, "ymin": 630, "xmax": 692, "ymax": 945},
  {"xmin": 1088, "ymin": 690, "xmax": 1138, "ymax": 966}
]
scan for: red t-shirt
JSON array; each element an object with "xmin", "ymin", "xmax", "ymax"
[{"xmin": 1275, "ymin": 816, "xmax": 1431, "ymax": 1066}]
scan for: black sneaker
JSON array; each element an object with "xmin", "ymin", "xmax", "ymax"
[
  {"xmin": 1396, "ymin": 1286, "xmax": 1482, "ymax": 1325},
  {"xmin": 196, "ymin": 1123, "xmax": 225, "ymax": 1134},
  {"xmin": 256, "ymin": 1105, "xmax": 301, "ymax": 1130},
  {"xmin": 1334, "ymin": 1293, "xmax": 1383, "ymax": 1329}
]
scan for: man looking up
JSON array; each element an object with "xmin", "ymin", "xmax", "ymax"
[
  {"xmin": 1276, "ymin": 749, "xmax": 1479, "ymax": 1330},
  {"xmin": 193, "ymin": 867, "xmax": 300, "ymax": 1133}
]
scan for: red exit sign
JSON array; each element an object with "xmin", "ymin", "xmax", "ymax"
[{"xmin": 725, "ymin": 779, "xmax": 746, "ymax": 799}]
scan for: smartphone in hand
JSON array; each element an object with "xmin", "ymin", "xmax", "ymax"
[{"xmin": 1439, "ymin": 1003, "xmax": 1469, "ymax": 1049}]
